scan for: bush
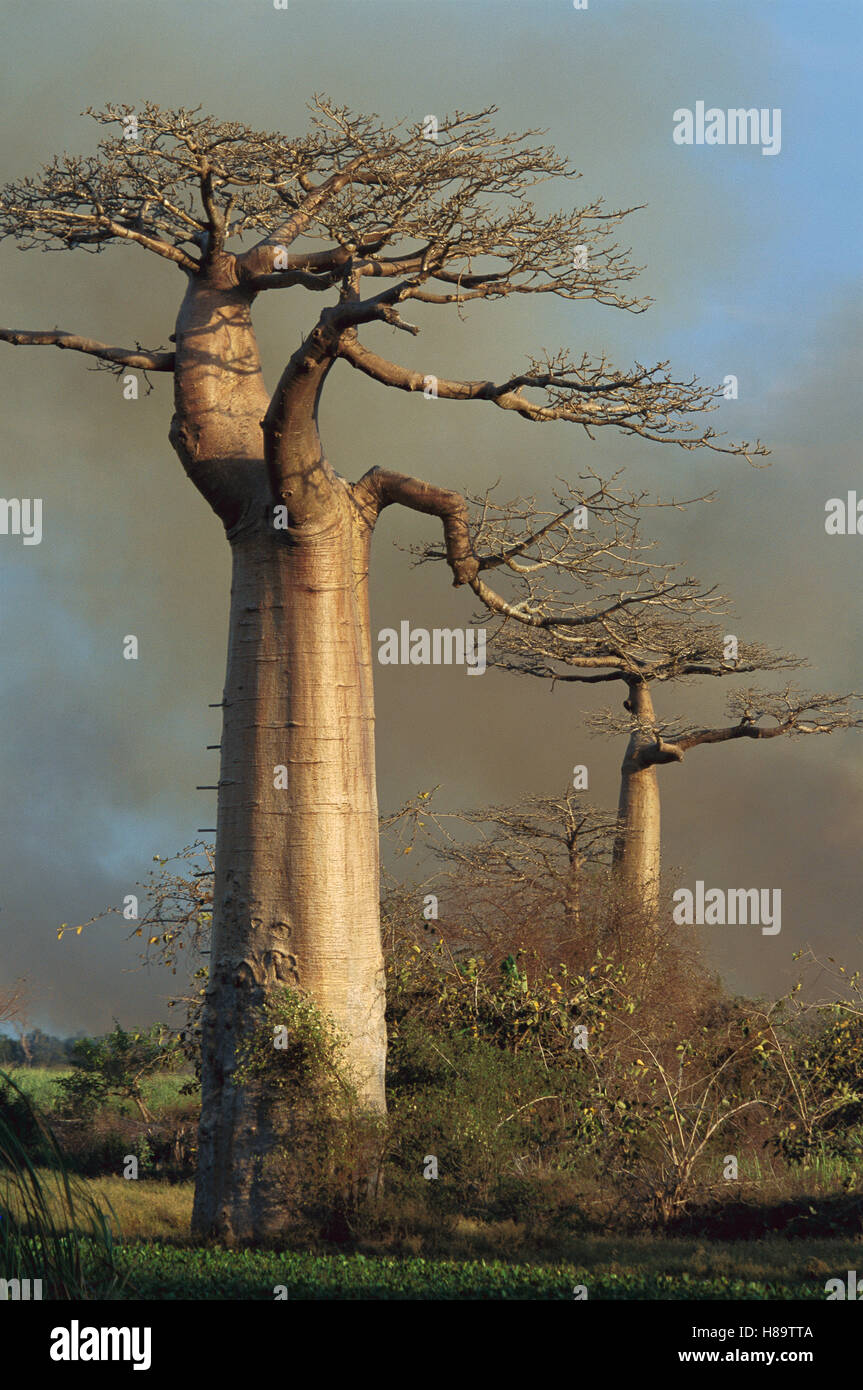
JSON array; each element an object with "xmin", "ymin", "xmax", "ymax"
[{"xmin": 55, "ymin": 1022, "xmax": 180, "ymax": 1123}]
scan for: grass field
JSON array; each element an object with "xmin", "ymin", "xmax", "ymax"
[{"xmin": 111, "ymin": 1244, "xmax": 851, "ymax": 1300}]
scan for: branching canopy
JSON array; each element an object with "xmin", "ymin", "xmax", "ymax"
[
  {"xmin": 0, "ymin": 98, "xmax": 766, "ymax": 460},
  {"xmin": 413, "ymin": 489, "xmax": 863, "ymax": 764},
  {"xmin": 412, "ymin": 470, "xmax": 722, "ymax": 629},
  {"xmin": 586, "ymin": 684, "xmax": 863, "ymax": 764}
]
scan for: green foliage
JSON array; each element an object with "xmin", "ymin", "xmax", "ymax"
[
  {"xmin": 236, "ymin": 989, "xmax": 348, "ymax": 1094},
  {"xmin": 764, "ymin": 1007, "xmax": 863, "ymax": 1166},
  {"xmin": 388, "ymin": 929, "xmax": 627, "ymax": 1063},
  {"xmin": 234, "ymin": 988, "xmax": 385, "ymax": 1226},
  {"xmin": 55, "ymin": 1023, "xmax": 180, "ymax": 1123},
  {"xmin": 380, "ymin": 912, "xmax": 863, "ymax": 1227},
  {"xmin": 0, "ymin": 1070, "xmax": 120, "ymax": 1298},
  {"xmin": 26, "ymin": 933, "xmax": 863, "ymax": 1239},
  {"xmin": 383, "ymin": 935, "xmax": 638, "ymax": 1223},
  {"xmin": 109, "ymin": 1241, "xmax": 835, "ymax": 1300},
  {"xmin": 26, "ymin": 837, "xmax": 863, "ymax": 1249},
  {"xmin": 9, "ymin": 1066, "xmax": 193, "ymax": 1117},
  {"xmin": 0, "ymin": 1074, "xmax": 57, "ymax": 1166},
  {"xmin": 386, "ymin": 1017, "xmax": 589, "ymax": 1216}
]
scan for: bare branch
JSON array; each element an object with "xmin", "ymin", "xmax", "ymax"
[
  {"xmin": 351, "ymin": 467, "xmax": 480, "ymax": 586},
  {"xmin": 586, "ymin": 685, "xmax": 863, "ymax": 765},
  {"xmin": 0, "ymin": 327, "xmax": 175, "ymax": 371},
  {"xmin": 337, "ymin": 336, "xmax": 766, "ymax": 460}
]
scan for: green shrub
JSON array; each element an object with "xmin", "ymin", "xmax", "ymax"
[{"xmin": 55, "ymin": 1022, "xmax": 180, "ymax": 1123}]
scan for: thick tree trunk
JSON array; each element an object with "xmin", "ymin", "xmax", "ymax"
[
  {"xmin": 169, "ymin": 266, "xmax": 271, "ymax": 527},
  {"xmin": 612, "ymin": 681, "xmax": 662, "ymax": 920},
  {"xmin": 191, "ymin": 499, "xmax": 385, "ymax": 1242},
  {"xmin": 168, "ymin": 263, "xmax": 386, "ymax": 1242}
]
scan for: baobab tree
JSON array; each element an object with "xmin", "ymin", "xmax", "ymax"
[
  {"xmin": 417, "ymin": 492, "xmax": 861, "ymax": 915},
  {"xmin": 437, "ymin": 793, "xmax": 614, "ymax": 938},
  {"xmin": 485, "ymin": 603, "xmax": 863, "ymax": 917},
  {"xmin": 0, "ymin": 98, "xmax": 760, "ymax": 1239},
  {"xmin": 380, "ymin": 789, "xmax": 707, "ymax": 1023},
  {"xmin": 386, "ymin": 790, "xmax": 615, "ymax": 941}
]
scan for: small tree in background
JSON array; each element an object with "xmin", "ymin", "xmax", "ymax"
[{"xmin": 55, "ymin": 1022, "xmax": 180, "ymax": 1124}]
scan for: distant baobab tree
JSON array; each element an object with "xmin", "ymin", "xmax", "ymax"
[
  {"xmin": 484, "ymin": 589, "xmax": 862, "ymax": 917},
  {"xmin": 0, "ymin": 98, "xmax": 759, "ymax": 1239}
]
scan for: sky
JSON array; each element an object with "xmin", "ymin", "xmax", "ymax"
[{"xmin": 0, "ymin": 0, "xmax": 861, "ymax": 1035}]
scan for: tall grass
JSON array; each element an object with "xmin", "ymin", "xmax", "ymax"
[{"xmin": 0, "ymin": 1070, "xmax": 121, "ymax": 1298}]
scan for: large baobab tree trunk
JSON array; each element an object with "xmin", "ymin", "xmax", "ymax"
[
  {"xmin": 167, "ymin": 263, "xmax": 388, "ymax": 1241},
  {"xmin": 192, "ymin": 507, "xmax": 386, "ymax": 1242},
  {"xmin": 612, "ymin": 680, "xmax": 665, "ymax": 919},
  {"xmin": 172, "ymin": 262, "xmax": 482, "ymax": 1241}
]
